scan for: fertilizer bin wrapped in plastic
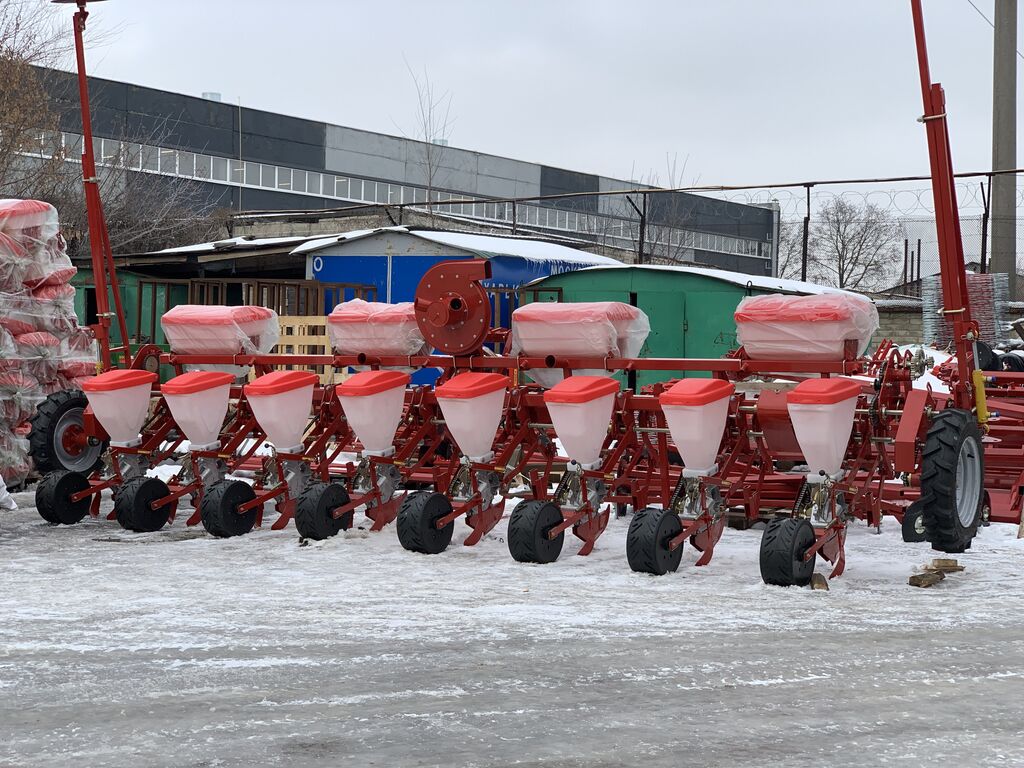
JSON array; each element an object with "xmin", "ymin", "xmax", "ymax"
[
  {"xmin": 510, "ymin": 302, "xmax": 650, "ymax": 389},
  {"xmin": 734, "ymin": 293, "xmax": 879, "ymax": 361},
  {"xmin": 161, "ymin": 304, "xmax": 280, "ymax": 374},
  {"xmin": 327, "ymin": 300, "xmax": 429, "ymax": 357}
]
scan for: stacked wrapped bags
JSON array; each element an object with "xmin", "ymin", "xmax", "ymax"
[{"xmin": 0, "ymin": 199, "xmax": 96, "ymax": 488}]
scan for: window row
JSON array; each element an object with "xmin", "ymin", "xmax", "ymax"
[{"xmin": 51, "ymin": 132, "xmax": 769, "ymax": 260}]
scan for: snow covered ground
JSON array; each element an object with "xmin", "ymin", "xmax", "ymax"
[{"xmin": 2, "ymin": 491, "xmax": 1024, "ymax": 767}]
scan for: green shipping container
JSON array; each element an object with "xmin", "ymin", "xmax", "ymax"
[{"xmin": 523, "ymin": 265, "xmax": 822, "ymax": 388}]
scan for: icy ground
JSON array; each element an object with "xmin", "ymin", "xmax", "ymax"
[{"xmin": 2, "ymin": 492, "xmax": 1024, "ymax": 768}]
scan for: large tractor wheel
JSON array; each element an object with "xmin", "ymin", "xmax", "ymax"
[
  {"xmin": 294, "ymin": 481, "xmax": 352, "ymax": 540},
  {"xmin": 29, "ymin": 390, "xmax": 107, "ymax": 474},
  {"xmin": 626, "ymin": 507, "xmax": 683, "ymax": 575},
  {"xmin": 396, "ymin": 491, "xmax": 454, "ymax": 554},
  {"xmin": 919, "ymin": 409, "xmax": 984, "ymax": 553},
  {"xmin": 35, "ymin": 470, "xmax": 91, "ymax": 525},
  {"xmin": 508, "ymin": 500, "xmax": 564, "ymax": 564},
  {"xmin": 200, "ymin": 479, "xmax": 258, "ymax": 538},
  {"xmin": 114, "ymin": 476, "xmax": 173, "ymax": 533},
  {"xmin": 759, "ymin": 517, "xmax": 816, "ymax": 587}
]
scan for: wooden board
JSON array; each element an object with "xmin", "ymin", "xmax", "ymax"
[{"xmin": 254, "ymin": 315, "xmax": 346, "ymax": 385}]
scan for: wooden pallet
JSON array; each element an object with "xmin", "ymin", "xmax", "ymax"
[{"xmin": 253, "ymin": 315, "xmax": 343, "ymax": 385}]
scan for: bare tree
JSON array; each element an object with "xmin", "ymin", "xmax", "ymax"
[
  {"xmin": 807, "ymin": 198, "xmax": 901, "ymax": 290},
  {"xmin": 633, "ymin": 153, "xmax": 701, "ymax": 264},
  {"xmin": 776, "ymin": 219, "xmax": 806, "ymax": 280},
  {"xmin": 401, "ymin": 61, "xmax": 454, "ymax": 222},
  {"xmin": 0, "ymin": 1, "xmax": 68, "ymax": 198},
  {"xmin": 0, "ymin": 0, "xmax": 226, "ymax": 256}
]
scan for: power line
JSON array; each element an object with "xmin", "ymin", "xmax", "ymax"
[{"xmin": 965, "ymin": 0, "xmax": 1024, "ymax": 61}]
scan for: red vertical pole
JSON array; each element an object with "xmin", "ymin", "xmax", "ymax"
[
  {"xmin": 909, "ymin": 0, "xmax": 978, "ymax": 411},
  {"xmin": 70, "ymin": 0, "xmax": 131, "ymax": 370}
]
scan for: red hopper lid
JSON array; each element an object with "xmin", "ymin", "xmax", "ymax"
[{"xmin": 787, "ymin": 377, "xmax": 863, "ymax": 405}]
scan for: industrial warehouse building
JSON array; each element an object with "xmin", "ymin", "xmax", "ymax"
[{"xmin": 38, "ymin": 67, "xmax": 779, "ymax": 276}]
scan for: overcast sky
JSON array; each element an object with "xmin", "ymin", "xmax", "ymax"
[{"xmin": 59, "ymin": 1, "xmax": 1022, "ymax": 196}]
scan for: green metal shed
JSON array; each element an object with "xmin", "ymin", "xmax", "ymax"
[{"xmin": 523, "ymin": 264, "xmax": 836, "ymax": 387}]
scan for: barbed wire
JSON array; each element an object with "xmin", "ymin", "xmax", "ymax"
[{"xmin": 705, "ymin": 182, "xmax": 1022, "ymax": 219}]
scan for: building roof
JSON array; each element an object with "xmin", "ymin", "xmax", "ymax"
[
  {"xmin": 291, "ymin": 227, "xmax": 621, "ymax": 266},
  {"xmin": 531, "ymin": 263, "xmax": 860, "ymax": 297}
]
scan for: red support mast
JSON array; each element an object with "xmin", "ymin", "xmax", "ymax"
[
  {"xmin": 55, "ymin": 0, "xmax": 132, "ymax": 371},
  {"xmin": 909, "ymin": 0, "xmax": 981, "ymax": 412}
]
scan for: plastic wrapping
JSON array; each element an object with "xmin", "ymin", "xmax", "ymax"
[
  {"xmin": 734, "ymin": 293, "xmax": 879, "ymax": 361},
  {"xmin": 510, "ymin": 302, "xmax": 651, "ymax": 388},
  {"xmin": 16, "ymin": 331, "xmax": 62, "ymax": 382},
  {"xmin": 58, "ymin": 332, "xmax": 98, "ymax": 379},
  {"xmin": 0, "ymin": 326, "xmax": 17, "ymax": 372},
  {"xmin": 1, "ymin": 287, "xmax": 77, "ymax": 336},
  {"xmin": 327, "ymin": 299, "xmax": 429, "ymax": 357},
  {"xmin": 0, "ymin": 200, "xmax": 74, "ymax": 291},
  {"xmin": 161, "ymin": 304, "xmax": 280, "ymax": 355},
  {"xmin": 0, "ymin": 433, "xmax": 31, "ymax": 488},
  {"xmin": 0, "ymin": 474, "xmax": 16, "ymax": 510},
  {"xmin": 0, "ymin": 200, "xmax": 97, "ymax": 482},
  {"xmin": 0, "ymin": 371, "xmax": 42, "ymax": 427}
]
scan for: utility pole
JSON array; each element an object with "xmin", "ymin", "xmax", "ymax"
[{"xmin": 991, "ymin": 0, "xmax": 1018, "ymax": 297}]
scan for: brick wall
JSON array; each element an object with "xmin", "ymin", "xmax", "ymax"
[{"xmin": 873, "ymin": 303, "xmax": 923, "ymax": 347}]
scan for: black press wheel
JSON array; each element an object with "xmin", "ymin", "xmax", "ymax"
[
  {"xmin": 35, "ymin": 470, "xmax": 91, "ymax": 525},
  {"xmin": 200, "ymin": 479, "xmax": 258, "ymax": 538},
  {"xmin": 396, "ymin": 491, "xmax": 454, "ymax": 554},
  {"xmin": 919, "ymin": 409, "xmax": 984, "ymax": 553},
  {"xmin": 508, "ymin": 499, "xmax": 564, "ymax": 564},
  {"xmin": 626, "ymin": 507, "xmax": 683, "ymax": 575},
  {"xmin": 901, "ymin": 500, "xmax": 928, "ymax": 543},
  {"xmin": 29, "ymin": 389, "xmax": 107, "ymax": 474},
  {"xmin": 295, "ymin": 481, "xmax": 352, "ymax": 540},
  {"xmin": 114, "ymin": 476, "xmax": 173, "ymax": 533},
  {"xmin": 759, "ymin": 517, "xmax": 816, "ymax": 587}
]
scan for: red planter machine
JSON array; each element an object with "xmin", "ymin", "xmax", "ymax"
[{"xmin": 33, "ymin": 0, "xmax": 1024, "ymax": 586}]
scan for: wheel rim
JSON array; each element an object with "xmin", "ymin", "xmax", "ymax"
[
  {"xmin": 914, "ymin": 512, "xmax": 925, "ymax": 535},
  {"xmin": 955, "ymin": 436, "xmax": 982, "ymax": 527},
  {"xmin": 54, "ymin": 408, "xmax": 102, "ymax": 472}
]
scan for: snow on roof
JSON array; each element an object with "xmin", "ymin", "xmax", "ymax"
[
  {"xmin": 291, "ymin": 226, "xmax": 619, "ymax": 266},
  {"xmin": 148, "ymin": 234, "xmax": 319, "ymax": 255},
  {"xmin": 546, "ymin": 263, "xmax": 862, "ymax": 297}
]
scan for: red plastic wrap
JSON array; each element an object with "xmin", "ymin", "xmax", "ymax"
[
  {"xmin": 161, "ymin": 304, "xmax": 280, "ymax": 355},
  {"xmin": 327, "ymin": 299, "xmax": 429, "ymax": 357},
  {"xmin": 510, "ymin": 301, "xmax": 651, "ymax": 388},
  {"xmin": 734, "ymin": 293, "xmax": 879, "ymax": 361},
  {"xmin": 0, "ymin": 200, "xmax": 74, "ymax": 290}
]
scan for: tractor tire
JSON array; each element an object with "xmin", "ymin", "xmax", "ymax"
[
  {"xmin": 901, "ymin": 501, "xmax": 928, "ymax": 543},
  {"xmin": 626, "ymin": 507, "xmax": 683, "ymax": 575},
  {"xmin": 294, "ymin": 481, "xmax": 352, "ymax": 540},
  {"xmin": 508, "ymin": 500, "xmax": 564, "ymax": 564},
  {"xmin": 200, "ymin": 479, "xmax": 258, "ymax": 538},
  {"xmin": 396, "ymin": 491, "xmax": 454, "ymax": 554},
  {"xmin": 35, "ymin": 470, "xmax": 91, "ymax": 525},
  {"xmin": 29, "ymin": 389, "xmax": 107, "ymax": 474},
  {"xmin": 919, "ymin": 409, "xmax": 984, "ymax": 553},
  {"xmin": 759, "ymin": 517, "xmax": 816, "ymax": 587},
  {"xmin": 114, "ymin": 476, "xmax": 173, "ymax": 532}
]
